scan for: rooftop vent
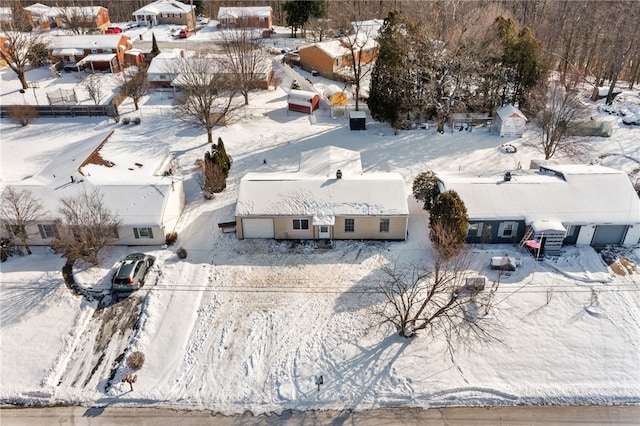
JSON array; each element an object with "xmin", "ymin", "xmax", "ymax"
[
  {"xmin": 336, "ymin": 169, "xmax": 342, "ymax": 179},
  {"xmin": 504, "ymin": 171, "xmax": 512, "ymax": 182}
]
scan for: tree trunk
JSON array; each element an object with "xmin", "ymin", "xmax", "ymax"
[
  {"xmin": 18, "ymin": 71, "xmax": 28, "ymax": 90},
  {"xmin": 207, "ymin": 128, "xmax": 213, "ymax": 144},
  {"xmin": 19, "ymin": 237, "xmax": 32, "ymax": 255},
  {"xmin": 243, "ymin": 91, "xmax": 249, "ymax": 105}
]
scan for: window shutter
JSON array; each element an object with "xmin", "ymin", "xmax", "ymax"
[
  {"xmin": 148, "ymin": 228, "xmax": 153, "ymax": 239},
  {"xmin": 38, "ymin": 224, "xmax": 46, "ymax": 239},
  {"xmin": 133, "ymin": 227, "xmax": 139, "ymax": 239}
]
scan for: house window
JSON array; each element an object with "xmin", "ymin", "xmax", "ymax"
[
  {"xmin": 468, "ymin": 222, "xmax": 483, "ymax": 237},
  {"xmin": 5, "ymin": 224, "xmax": 25, "ymax": 236},
  {"xmin": 345, "ymin": 218, "xmax": 355, "ymax": 232},
  {"xmin": 37, "ymin": 224, "xmax": 58, "ymax": 239},
  {"xmin": 159, "ymin": 74, "xmax": 167, "ymax": 80},
  {"xmin": 134, "ymin": 227, "xmax": 154, "ymax": 239},
  {"xmin": 379, "ymin": 219, "xmax": 389, "ymax": 233},
  {"xmin": 292, "ymin": 219, "xmax": 309, "ymax": 230},
  {"xmin": 91, "ymin": 48, "xmax": 98, "ymax": 54},
  {"xmin": 498, "ymin": 221, "xmax": 518, "ymax": 238}
]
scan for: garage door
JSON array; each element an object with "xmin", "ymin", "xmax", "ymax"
[
  {"xmin": 242, "ymin": 218, "xmax": 274, "ymax": 239},
  {"xmin": 591, "ymin": 225, "xmax": 627, "ymax": 245}
]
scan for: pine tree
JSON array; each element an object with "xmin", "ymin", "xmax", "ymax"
[
  {"xmin": 150, "ymin": 33, "xmax": 161, "ymax": 57},
  {"xmin": 367, "ymin": 11, "xmax": 411, "ymax": 130},
  {"xmin": 429, "ymin": 191, "xmax": 468, "ymax": 258},
  {"xmin": 412, "ymin": 171, "xmax": 440, "ymax": 211},
  {"xmin": 214, "ymin": 136, "xmax": 231, "ymax": 177}
]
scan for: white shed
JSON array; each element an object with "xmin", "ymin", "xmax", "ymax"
[{"xmin": 494, "ymin": 104, "xmax": 527, "ymax": 137}]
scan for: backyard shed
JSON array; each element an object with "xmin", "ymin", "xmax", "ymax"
[
  {"xmin": 288, "ymin": 89, "xmax": 319, "ymax": 114},
  {"xmin": 494, "ymin": 104, "xmax": 527, "ymax": 137},
  {"xmin": 349, "ymin": 111, "xmax": 366, "ymax": 130}
]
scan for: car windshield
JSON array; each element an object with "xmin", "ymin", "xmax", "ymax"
[{"xmin": 116, "ymin": 260, "xmax": 136, "ymax": 278}]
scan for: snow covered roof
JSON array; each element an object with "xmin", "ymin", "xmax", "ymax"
[
  {"xmin": 24, "ymin": 3, "xmax": 50, "ymax": 15},
  {"xmin": 235, "ymin": 147, "xmax": 408, "ymax": 217},
  {"xmin": 300, "ymin": 34, "xmax": 378, "ymax": 59},
  {"xmin": 496, "ymin": 104, "xmax": 527, "ymax": 120},
  {"xmin": 49, "ymin": 35, "xmax": 125, "ymax": 50},
  {"xmin": 217, "ymin": 6, "xmax": 272, "ymax": 19},
  {"xmin": 8, "ymin": 130, "xmax": 176, "ymax": 227},
  {"xmin": 46, "ymin": 6, "xmax": 104, "ymax": 18},
  {"xmin": 351, "ymin": 19, "xmax": 384, "ymax": 37},
  {"xmin": 133, "ymin": 0, "xmax": 193, "ymax": 16},
  {"xmin": 436, "ymin": 164, "xmax": 640, "ymax": 225},
  {"xmin": 78, "ymin": 53, "xmax": 116, "ymax": 63}
]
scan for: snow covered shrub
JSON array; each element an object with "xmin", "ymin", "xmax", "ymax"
[
  {"xmin": 122, "ymin": 117, "xmax": 130, "ymax": 124},
  {"xmin": 176, "ymin": 247, "xmax": 187, "ymax": 259},
  {"xmin": 133, "ymin": 117, "xmax": 141, "ymax": 125},
  {"xmin": 9, "ymin": 105, "xmax": 37, "ymax": 126},
  {"xmin": 126, "ymin": 351, "xmax": 145, "ymax": 370}
]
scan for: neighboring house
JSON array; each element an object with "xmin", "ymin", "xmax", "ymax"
[
  {"xmin": 132, "ymin": 0, "xmax": 195, "ymax": 30},
  {"xmin": 46, "ymin": 6, "xmax": 110, "ymax": 32},
  {"xmin": 217, "ymin": 6, "xmax": 272, "ymax": 30},
  {"xmin": 298, "ymin": 34, "xmax": 378, "ymax": 81},
  {"xmin": 436, "ymin": 163, "xmax": 640, "ymax": 254},
  {"xmin": 493, "ymin": 104, "xmax": 527, "ymax": 137},
  {"xmin": 350, "ymin": 19, "xmax": 384, "ymax": 38},
  {"xmin": 149, "ymin": 52, "xmax": 273, "ymax": 90},
  {"xmin": 235, "ymin": 146, "xmax": 409, "ymax": 241},
  {"xmin": 1, "ymin": 130, "xmax": 184, "ymax": 247},
  {"xmin": 146, "ymin": 49, "xmax": 183, "ymax": 87},
  {"xmin": 24, "ymin": 3, "xmax": 50, "ymax": 30},
  {"xmin": 49, "ymin": 34, "xmax": 132, "ymax": 72}
]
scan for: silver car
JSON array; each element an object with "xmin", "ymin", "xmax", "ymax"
[{"xmin": 112, "ymin": 253, "xmax": 155, "ymax": 292}]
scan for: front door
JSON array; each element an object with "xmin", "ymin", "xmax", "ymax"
[{"xmin": 318, "ymin": 225, "xmax": 331, "ymax": 239}]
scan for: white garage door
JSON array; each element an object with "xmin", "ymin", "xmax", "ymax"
[
  {"xmin": 242, "ymin": 218, "xmax": 274, "ymax": 239},
  {"xmin": 591, "ymin": 225, "xmax": 627, "ymax": 245}
]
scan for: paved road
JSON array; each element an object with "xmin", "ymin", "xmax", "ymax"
[{"xmin": 1, "ymin": 405, "xmax": 638, "ymax": 425}]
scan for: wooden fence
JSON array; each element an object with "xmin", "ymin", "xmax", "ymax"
[{"xmin": 0, "ymin": 104, "xmax": 118, "ymax": 118}]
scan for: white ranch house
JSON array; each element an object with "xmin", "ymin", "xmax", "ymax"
[
  {"xmin": 235, "ymin": 146, "xmax": 409, "ymax": 241},
  {"xmin": 2, "ymin": 130, "xmax": 184, "ymax": 247}
]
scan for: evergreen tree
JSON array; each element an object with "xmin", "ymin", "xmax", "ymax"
[
  {"xmin": 367, "ymin": 11, "xmax": 411, "ymax": 130},
  {"xmin": 213, "ymin": 136, "xmax": 231, "ymax": 177},
  {"xmin": 282, "ymin": 0, "xmax": 326, "ymax": 38},
  {"xmin": 150, "ymin": 33, "xmax": 160, "ymax": 57},
  {"xmin": 412, "ymin": 171, "xmax": 440, "ymax": 211},
  {"xmin": 429, "ymin": 191, "xmax": 468, "ymax": 258}
]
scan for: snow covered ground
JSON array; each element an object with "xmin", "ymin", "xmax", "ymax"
[{"xmin": 1, "ymin": 54, "xmax": 640, "ymax": 414}]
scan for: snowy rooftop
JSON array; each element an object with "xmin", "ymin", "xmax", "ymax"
[
  {"xmin": 236, "ymin": 147, "xmax": 408, "ymax": 217},
  {"xmin": 49, "ymin": 34, "xmax": 127, "ymax": 50},
  {"xmin": 133, "ymin": 0, "xmax": 193, "ymax": 16},
  {"xmin": 496, "ymin": 104, "xmax": 527, "ymax": 120},
  {"xmin": 9, "ymin": 129, "xmax": 176, "ymax": 226},
  {"xmin": 46, "ymin": 6, "xmax": 104, "ymax": 18},
  {"xmin": 217, "ymin": 6, "xmax": 272, "ymax": 19},
  {"xmin": 300, "ymin": 34, "xmax": 378, "ymax": 59},
  {"xmin": 437, "ymin": 164, "xmax": 640, "ymax": 224}
]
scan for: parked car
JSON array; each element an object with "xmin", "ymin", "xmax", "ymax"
[
  {"xmin": 112, "ymin": 253, "xmax": 155, "ymax": 292},
  {"xmin": 178, "ymin": 28, "xmax": 191, "ymax": 38},
  {"xmin": 105, "ymin": 26, "xmax": 122, "ymax": 34}
]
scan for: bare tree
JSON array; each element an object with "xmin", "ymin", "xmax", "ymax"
[
  {"xmin": 0, "ymin": 187, "xmax": 44, "ymax": 255},
  {"xmin": 340, "ymin": 24, "xmax": 378, "ymax": 111},
  {"xmin": 51, "ymin": 188, "xmax": 120, "ymax": 268},
  {"xmin": 83, "ymin": 73, "xmax": 106, "ymax": 105},
  {"xmin": 529, "ymin": 78, "xmax": 585, "ymax": 160},
  {"xmin": 374, "ymin": 222, "xmax": 497, "ymax": 348},
  {"xmin": 56, "ymin": 7, "xmax": 96, "ymax": 35},
  {"xmin": 120, "ymin": 64, "xmax": 148, "ymax": 110},
  {"xmin": 171, "ymin": 52, "xmax": 240, "ymax": 143},
  {"xmin": 219, "ymin": 27, "xmax": 272, "ymax": 105},
  {"xmin": 0, "ymin": 27, "xmax": 45, "ymax": 90}
]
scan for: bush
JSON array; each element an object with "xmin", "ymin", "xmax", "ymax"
[
  {"xmin": 122, "ymin": 117, "xmax": 131, "ymax": 124},
  {"xmin": 132, "ymin": 117, "xmax": 141, "ymax": 125},
  {"xmin": 165, "ymin": 232, "xmax": 178, "ymax": 245},
  {"xmin": 9, "ymin": 105, "xmax": 38, "ymax": 126},
  {"xmin": 126, "ymin": 351, "xmax": 145, "ymax": 370},
  {"xmin": 0, "ymin": 238, "xmax": 15, "ymax": 262},
  {"xmin": 176, "ymin": 247, "xmax": 187, "ymax": 259}
]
